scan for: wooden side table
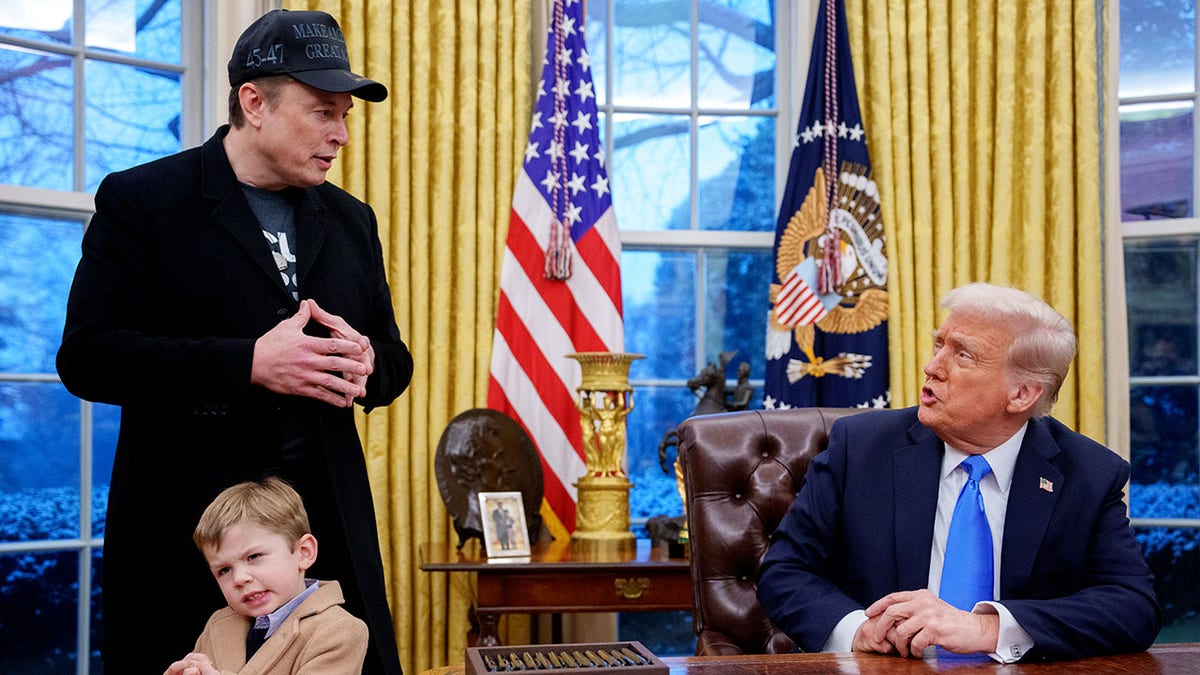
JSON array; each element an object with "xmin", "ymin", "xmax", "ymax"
[{"xmin": 419, "ymin": 538, "xmax": 692, "ymax": 646}]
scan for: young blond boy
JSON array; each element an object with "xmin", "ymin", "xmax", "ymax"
[{"xmin": 164, "ymin": 477, "xmax": 367, "ymax": 675}]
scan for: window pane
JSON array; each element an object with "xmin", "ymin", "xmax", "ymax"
[
  {"xmin": 0, "ymin": 0, "xmax": 73, "ymax": 46},
  {"xmin": 1120, "ymin": 102, "xmax": 1194, "ymax": 221},
  {"xmin": 623, "ymin": 250, "xmax": 697, "ymax": 380},
  {"xmin": 84, "ymin": 59, "xmax": 182, "ymax": 191},
  {"xmin": 706, "ymin": 249, "xmax": 771, "ymax": 383},
  {"xmin": 0, "ymin": 213, "xmax": 83, "ymax": 374},
  {"xmin": 1119, "ymin": 0, "xmax": 1196, "ymax": 99},
  {"xmin": 0, "ymin": 550, "xmax": 81, "ymax": 674},
  {"xmin": 627, "ymin": 384, "xmax": 692, "ymax": 522},
  {"xmin": 1132, "ymin": 523, "xmax": 1200, "ymax": 642},
  {"xmin": 85, "ymin": 0, "xmax": 182, "ymax": 64},
  {"xmin": 0, "ymin": 46, "xmax": 74, "ymax": 191},
  {"xmin": 697, "ymin": 0, "xmax": 776, "ymax": 109},
  {"xmin": 619, "ymin": 610, "xmax": 695, "ymax": 655},
  {"xmin": 1131, "ymin": 385, "xmax": 1200, "ymax": 484},
  {"xmin": 90, "ymin": 548, "xmax": 103, "ymax": 672},
  {"xmin": 92, "ymin": 402, "xmax": 119, "ymax": 537},
  {"xmin": 0, "ymin": 382, "xmax": 82, "ymax": 541},
  {"xmin": 586, "ymin": 2, "xmax": 609, "ymax": 103},
  {"xmin": 1125, "ymin": 238, "xmax": 1199, "ymax": 376},
  {"xmin": 698, "ymin": 115, "xmax": 775, "ymax": 231},
  {"xmin": 611, "ymin": 0, "xmax": 690, "ymax": 107},
  {"xmin": 612, "ymin": 113, "xmax": 690, "ymax": 230}
]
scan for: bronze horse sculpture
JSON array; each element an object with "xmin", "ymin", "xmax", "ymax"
[{"xmin": 657, "ymin": 351, "xmax": 753, "ymax": 474}]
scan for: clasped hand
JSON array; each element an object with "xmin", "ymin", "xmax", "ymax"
[
  {"xmin": 852, "ymin": 589, "xmax": 999, "ymax": 658},
  {"xmin": 163, "ymin": 652, "xmax": 218, "ymax": 675},
  {"xmin": 251, "ymin": 299, "xmax": 375, "ymax": 407}
]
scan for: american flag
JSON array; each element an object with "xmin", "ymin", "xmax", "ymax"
[{"xmin": 488, "ymin": 0, "xmax": 623, "ymax": 536}]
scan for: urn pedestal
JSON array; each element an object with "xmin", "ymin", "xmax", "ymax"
[{"xmin": 567, "ymin": 352, "xmax": 643, "ymax": 555}]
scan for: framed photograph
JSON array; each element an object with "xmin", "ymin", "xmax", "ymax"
[{"xmin": 478, "ymin": 491, "xmax": 531, "ymax": 558}]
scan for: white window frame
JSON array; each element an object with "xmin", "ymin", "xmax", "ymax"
[{"xmin": 0, "ymin": 2, "xmax": 270, "ymax": 672}]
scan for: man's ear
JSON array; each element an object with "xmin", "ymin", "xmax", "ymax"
[
  {"xmin": 238, "ymin": 83, "xmax": 268, "ymax": 129},
  {"xmin": 1007, "ymin": 381, "xmax": 1044, "ymax": 415},
  {"xmin": 296, "ymin": 533, "xmax": 318, "ymax": 571}
]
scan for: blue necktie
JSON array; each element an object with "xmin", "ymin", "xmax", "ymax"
[{"xmin": 940, "ymin": 455, "xmax": 993, "ymax": 611}]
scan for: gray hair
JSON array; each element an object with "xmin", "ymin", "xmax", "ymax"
[{"xmin": 940, "ymin": 282, "xmax": 1077, "ymax": 418}]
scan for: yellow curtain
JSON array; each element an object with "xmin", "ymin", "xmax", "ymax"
[
  {"xmin": 288, "ymin": 1, "xmax": 531, "ymax": 671},
  {"xmin": 844, "ymin": 0, "xmax": 1105, "ymax": 440}
]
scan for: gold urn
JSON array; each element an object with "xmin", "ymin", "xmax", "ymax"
[{"xmin": 567, "ymin": 352, "xmax": 643, "ymax": 554}]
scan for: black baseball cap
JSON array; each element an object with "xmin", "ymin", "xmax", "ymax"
[{"xmin": 229, "ymin": 9, "xmax": 388, "ymax": 102}]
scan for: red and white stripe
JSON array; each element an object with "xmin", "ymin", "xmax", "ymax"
[
  {"xmin": 775, "ymin": 267, "xmax": 829, "ymax": 326},
  {"xmin": 487, "ymin": 170, "xmax": 623, "ymax": 534}
]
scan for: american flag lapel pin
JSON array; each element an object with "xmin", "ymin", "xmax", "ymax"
[{"xmin": 1039, "ymin": 477, "xmax": 1054, "ymax": 493}]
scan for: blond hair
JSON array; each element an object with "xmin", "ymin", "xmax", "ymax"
[
  {"xmin": 193, "ymin": 476, "xmax": 310, "ymax": 551},
  {"xmin": 940, "ymin": 282, "xmax": 1077, "ymax": 418}
]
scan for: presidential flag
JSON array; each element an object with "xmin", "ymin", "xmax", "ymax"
[
  {"xmin": 487, "ymin": 0, "xmax": 623, "ymax": 536},
  {"xmin": 764, "ymin": 0, "xmax": 889, "ymax": 410}
]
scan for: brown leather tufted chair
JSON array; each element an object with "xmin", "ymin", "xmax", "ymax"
[{"xmin": 676, "ymin": 407, "xmax": 869, "ymax": 655}]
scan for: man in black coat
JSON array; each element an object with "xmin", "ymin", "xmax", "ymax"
[{"xmin": 57, "ymin": 10, "xmax": 411, "ymax": 674}]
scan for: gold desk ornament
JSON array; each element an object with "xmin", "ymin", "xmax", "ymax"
[{"xmin": 567, "ymin": 352, "xmax": 644, "ymax": 554}]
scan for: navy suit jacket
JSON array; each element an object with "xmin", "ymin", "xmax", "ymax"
[{"xmin": 757, "ymin": 407, "xmax": 1160, "ymax": 661}]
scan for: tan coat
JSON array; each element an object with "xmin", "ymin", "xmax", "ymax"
[{"xmin": 193, "ymin": 580, "xmax": 368, "ymax": 675}]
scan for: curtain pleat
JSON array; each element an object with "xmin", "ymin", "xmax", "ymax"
[
  {"xmin": 289, "ymin": 2, "xmax": 530, "ymax": 671},
  {"xmin": 846, "ymin": 0, "xmax": 1104, "ymax": 439}
]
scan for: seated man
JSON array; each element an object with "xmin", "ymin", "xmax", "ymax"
[{"xmin": 758, "ymin": 282, "xmax": 1161, "ymax": 662}]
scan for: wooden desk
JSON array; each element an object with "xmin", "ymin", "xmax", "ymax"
[
  {"xmin": 419, "ymin": 538, "xmax": 692, "ymax": 646},
  {"xmin": 417, "ymin": 642, "xmax": 1200, "ymax": 674},
  {"xmin": 659, "ymin": 643, "xmax": 1200, "ymax": 673}
]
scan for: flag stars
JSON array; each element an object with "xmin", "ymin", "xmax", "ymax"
[
  {"xmin": 549, "ymin": 108, "xmax": 569, "ymax": 130},
  {"xmin": 552, "ymin": 77, "xmax": 571, "ymax": 100},
  {"xmin": 577, "ymin": 47, "xmax": 591, "ymax": 72},
  {"xmin": 590, "ymin": 174, "xmax": 609, "ymax": 198},
  {"xmin": 593, "ymin": 146, "xmax": 606, "ymax": 166},
  {"xmin": 567, "ymin": 172, "xmax": 586, "ymax": 195},
  {"xmin": 557, "ymin": 46, "xmax": 574, "ymax": 68},
  {"xmin": 564, "ymin": 202, "xmax": 583, "ymax": 225},
  {"xmin": 530, "ymin": 110, "xmax": 543, "ymax": 131},
  {"xmin": 575, "ymin": 79, "xmax": 594, "ymax": 102},
  {"xmin": 524, "ymin": 141, "xmax": 540, "ymax": 163},
  {"xmin": 540, "ymin": 170, "xmax": 560, "ymax": 193},
  {"xmin": 571, "ymin": 110, "xmax": 593, "ymax": 134},
  {"xmin": 547, "ymin": 139, "xmax": 565, "ymax": 162},
  {"xmin": 562, "ymin": 15, "xmax": 577, "ymax": 37},
  {"xmin": 569, "ymin": 141, "xmax": 590, "ymax": 163},
  {"xmin": 796, "ymin": 119, "xmax": 866, "ymax": 145}
]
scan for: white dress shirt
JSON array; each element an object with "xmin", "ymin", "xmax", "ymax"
[{"xmin": 822, "ymin": 424, "xmax": 1035, "ymax": 662}]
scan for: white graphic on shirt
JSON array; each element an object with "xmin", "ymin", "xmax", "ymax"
[{"xmin": 262, "ymin": 230, "xmax": 298, "ymax": 296}]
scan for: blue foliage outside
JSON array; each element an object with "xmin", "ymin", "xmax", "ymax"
[
  {"xmin": 1129, "ymin": 481, "xmax": 1200, "ymax": 632},
  {"xmin": 0, "ymin": 487, "xmax": 106, "ymax": 673}
]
